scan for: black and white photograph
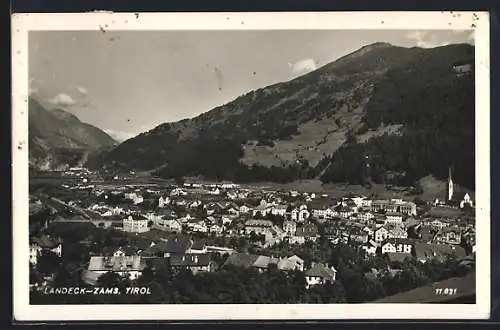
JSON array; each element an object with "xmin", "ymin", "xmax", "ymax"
[{"xmin": 12, "ymin": 12, "xmax": 490, "ymax": 321}]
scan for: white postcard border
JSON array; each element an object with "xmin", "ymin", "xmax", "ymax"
[{"xmin": 12, "ymin": 11, "xmax": 491, "ymax": 321}]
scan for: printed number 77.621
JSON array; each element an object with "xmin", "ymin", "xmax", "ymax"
[{"xmin": 435, "ymin": 288, "xmax": 458, "ymax": 295}]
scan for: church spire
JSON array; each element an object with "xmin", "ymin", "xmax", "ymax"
[{"xmin": 447, "ymin": 166, "xmax": 454, "ymax": 202}]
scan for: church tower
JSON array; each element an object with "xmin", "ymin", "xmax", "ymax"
[{"xmin": 447, "ymin": 167, "xmax": 454, "ymax": 202}]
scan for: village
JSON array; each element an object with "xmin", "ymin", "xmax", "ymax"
[{"xmin": 28, "ymin": 167, "xmax": 476, "ymax": 303}]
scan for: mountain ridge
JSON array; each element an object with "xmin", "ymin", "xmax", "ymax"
[
  {"xmin": 88, "ymin": 42, "xmax": 475, "ymax": 189},
  {"xmin": 29, "ymin": 97, "xmax": 117, "ymax": 170}
]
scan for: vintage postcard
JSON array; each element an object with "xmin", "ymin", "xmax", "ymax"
[{"xmin": 12, "ymin": 11, "xmax": 490, "ymax": 321}]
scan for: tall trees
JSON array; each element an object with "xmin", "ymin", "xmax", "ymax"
[{"xmin": 37, "ymin": 251, "xmax": 62, "ymax": 277}]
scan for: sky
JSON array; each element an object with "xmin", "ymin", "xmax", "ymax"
[{"xmin": 28, "ymin": 29, "xmax": 474, "ymax": 142}]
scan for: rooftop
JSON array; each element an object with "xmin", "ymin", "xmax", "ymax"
[
  {"xmin": 224, "ymin": 252, "xmax": 260, "ymax": 268},
  {"xmin": 245, "ymin": 219, "xmax": 273, "ymax": 227},
  {"xmin": 305, "ymin": 263, "xmax": 337, "ymax": 279},
  {"xmin": 87, "ymin": 256, "xmax": 145, "ymax": 272},
  {"xmin": 170, "ymin": 253, "xmax": 211, "ymax": 267}
]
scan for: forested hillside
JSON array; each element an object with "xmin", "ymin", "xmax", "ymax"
[{"xmin": 90, "ymin": 43, "xmax": 475, "ymax": 189}]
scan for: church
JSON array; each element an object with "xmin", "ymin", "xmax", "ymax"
[{"xmin": 434, "ymin": 168, "xmax": 474, "ymax": 209}]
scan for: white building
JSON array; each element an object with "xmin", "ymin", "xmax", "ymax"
[
  {"xmin": 209, "ymin": 224, "xmax": 224, "ymax": 235},
  {"xmin": 305, "ymin": 263, "xmax": 337, "ymax": 289},
  {"xmin": 283, "ymin": 220, "xmax": 297, "ymax": 236},
  {"xmin": 189, "ymin": 221, "xmax": 208, "ymax": 233},
  {"xmin": 222, "ymin": 216, "xmax": 233, "ymax": 226},
  {"xmin": 291, "ymin": 207, "xmax": 310, "ymax": 223},
  {"xmin": 252, "ymin": 205, "xmax": 271, "ymax": 217},
  {"xmin": 145, "ymin": 212, "xmax": 162, "ymax": 222},
  {"xmin": 158, "ymin": 196, "xmax": 171, "ymax": 208},
  {"xmin": 358, "ymin": 211, "xmax": 375, "ymax": 222},
  {"xmin": 385, "ymin": 212, "xmax": 404, "ymax": 224},
  {"xmin": 156, "ymin": 218, "xmax": 182, "ymax": 232},
  {"xmin": 459, "ymin": 193, "xmax": 474, "ymax": 209},
  {"xmin": 381, "ymin": 239, "xmax": 413, "ymax": 254},
  {"xmin": 374, "ymin": 227, "xmax": 390, "ymax": 243},
  {"xmin": 245, "ymin": 219, "xmax": 274, "ymax": 239},
  {"xmin": 239, "ymin": 205, "xmax": 251, "ymax": 213},
  {"xmin": 170, "ymin": 188, "xmax": 187, "ymax": 197},
  {"xmin": 87, "ymin": 256, "xmax": 146, "ymax": 281},
  {"xmin": 209, "ymin": 188, "xmax": 221, "ymax": 195},
  {"xmin": 350, "ymin": 195, "xmax": 369, "ymax": 207},
  {"xmin": 123, "ymin": 215, "xmax": 149, "ymax": 233},
  {"xmin": 270, "ymin": 205, "xmax": 287, "ymax": 216},
  {"xmin": 124, "ymin": 192, "xmax": 144, "ymax": 205},
  {"xmin": 277, "ymin": 255, "xmax": 305, "ymax": 272},
  {"xmin": 313, "ymin": 207, "xmax": 337, "ymax": 220}
]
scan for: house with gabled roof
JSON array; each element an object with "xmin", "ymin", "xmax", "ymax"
[
  {"xmin": 209, "ymin": 223, "xmax": 224, "ymax": 236},
  {"xmin": 346, "ymin": 226, "xmax": 369, "ymax": 244},
  {"xmin": 252, "ymin": 204, "xmax": 271, "ymax": 218},
  {"xmin": 139, "ymin": 241, "xmax": 169, "ymax": 258},
  {"xmin": 223, "ymin": 252, "xmax": 260, "ymax": 269},
  {"xmin": 244, "ymin": 219, "xmax": 274, "ymax": 237},
  {"xmin": 362, "ymin": 225, "xmax": 375, "ymax": 238},
  {"xmin": 253, "ymin": 255, "xmax": 280, "ymax": 273},
  {"xmin": 414, "ymin": 242, "xmax": 466, "ymax": 263},
  {"xmin": 123, "ymin": 214, "xmax": 150, "ymax": 233},
  {"xmin": 381, "ymin": 238, "xmax": 414, "ymax": 255},
  {"xmin": 386, "ymin": 224, "xmax": 408, "ymax": 239},
  {"xmin": 169, "ymin": 254, "xmax": 213, "ymax": 274},
  {"xmin": 429, "ymin": 219, "xmax": 448, "ymax": 229},
  {"xmin": 170, "ymin": 188, "xmax": 187, "ymax": 197},
  {"xmin": 385, "ymin": 212, "xmax": 404, "ymax": 224},
  {"xmin": 155, "ymin": 216, "xmax": 183, "ymax": 233},
  {"xmin": 188, "ymin": 220, "xmax": 208, "ymax": 233},
  {"xmin": 433, "ymin": 227, "xmax": 462, "ymax": 245},
  {"xmin": 312, "ymin": 204, "xmax": 337, "ymax": 221},
  {"xmin": 225, "ymin": 205, "xmax": 240, "ymax": 216},
  {"xmin": 358, "ymin": 211, "xmax": 375, "ymax": 223},
  {"xmin": 291, "ymin": 206, "xmax": 310, "ymax": 223},
  {"xmin": 270, "ymin": 204, "xmax": 288, "ymax": 217},
  {"xmin": 158, "ymin": 196, "xmax": 170, "ymax": 208},
  {"xmin": 221, "ymin": 215, "xmax": 233, "ymax": 226},
  {"xmin": 205, "ymin": 216, "xmax": 218, "ymax": 224},
  {"xmin": 335, "ymin": 205, "xmax": 353, "ymax": 219},
  {"xmin": 87, "ymin": 255, "xmax": 146, "ymax": 280},
  {"xmin": 283, "ymin": 220, "xmax": 297, "ymax": 236},
  {"xmin": 305, "ymin": 263, "xmax": 337, "ymax": 289},
  {"xmin": 188, "ymin": 240, "xmax": 208, "ymax": 254},
  {"xmin": 292, "ymin": 222, "xmax": 319, "ymax": 244},
  {"xmin": 124, "ymin": 192, "xmax": 144, "ymax": 205},
  {"xmin": 111, "ymin": 245, "xmax": 140, "ymax": 257},
  {"xmin": 277, "ymin": 255, "xmax": 305, "ymax": 272},
  {"xmin": 239, "ymin": 204, "xmax": 252, "ymax": 214},
  {"xmin": 374, "ymin": 226, "xmax": 390, "ymax": 243},
  {"xmin": 187, "ymin": 200, "xmax": 202, "ymax": 209}
]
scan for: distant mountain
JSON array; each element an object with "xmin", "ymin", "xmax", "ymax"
[
  {"xmin": 89, "ymin": 42, "xmax": 475, "ymax": 189},
  {"xmin": 29, "ymin": 97, "xmax": 117, "ymax": 170}
]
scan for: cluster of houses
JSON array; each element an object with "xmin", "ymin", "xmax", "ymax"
[
  {"xmin": 223, "ymin": 252, "xmax": 337, "ymax": 288},
  {"xmin": 29, "ymin": 178, "xmax": 475, "ymax": 291}
]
